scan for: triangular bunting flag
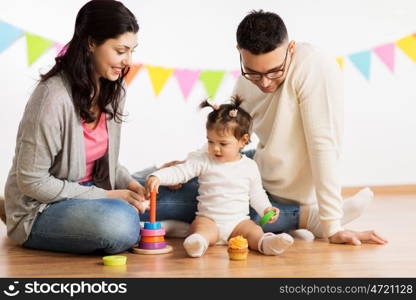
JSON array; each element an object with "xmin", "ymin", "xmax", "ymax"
[
  {"xmin": 146, "ymin": 65, "xmax": 174, "ymax": 96},
  {"xmin": 124, "ymin": 64, "xmax": 142, "ymax": 85},
  {"xmin": 336, "ymin": 57, "xmax": 344, "ymax": 70},
  {"xmin": 174, "ymin": 69, "xmax": 201, "ymax": 101},
  {"xmin": 349, "ymin": 51, "xmax": 371, "ymax": 80},
  {"xmin": 230, "ymin": 70, "xmax": 241, "ymax": 79},
  {"xmin": 199, "ymin": 70, "xmax": 225, "ymax": 98},
  {"xmin": 25, "ymin": 32, "xmax": 53, "ymax": 66},
  {"xmin": 396, "ymin": 35, "xmax": 416, "ymax": 63},
  {"xmin": 373, "ymin": 43, "xmax": 395, "ymax": 72},
  {"xmin": 0, "ymin": 21, "xmax": 24, "ymax": 53}
]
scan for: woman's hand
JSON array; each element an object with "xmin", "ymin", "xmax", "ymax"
[
  {"xmin": 106, "ymin": 189, "xmax": 147, "ymax": 214},
  {"xmin": 263, "ymin": 207, "xmax": 280, "ymax": 223},
  {"xmin": 127, "ymin": 180, "xmax": 149, "ymax": 212},
  {"xmin": 158, "ymin": 160, "xmax": 184, "ymax": 190},
  {"xmin": 145, "ymin": 176, "xmax": 160, "ymax": 198}
]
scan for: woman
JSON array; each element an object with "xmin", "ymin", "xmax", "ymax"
[{"xmin": 4, "ymin": 0, "xmax": 146, "ymax": 254}]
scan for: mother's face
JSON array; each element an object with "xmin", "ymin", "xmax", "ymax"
[{"xmin": 90, "ymin": 32, "xmax": 138, "ymax": 82}]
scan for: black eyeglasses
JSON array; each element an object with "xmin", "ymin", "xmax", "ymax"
[{"xmin": 240, "ymin": 45, "xmax": 290, "ymax": 81}]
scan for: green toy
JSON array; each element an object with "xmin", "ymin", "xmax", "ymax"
[{"xmin": 259, "ymin": 210, "xmax": 276, "ymax": 226}]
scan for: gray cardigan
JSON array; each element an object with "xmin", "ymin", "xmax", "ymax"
[{"xmin": 4, "ymin": 74, "xmax": 134, "ymax": 245}]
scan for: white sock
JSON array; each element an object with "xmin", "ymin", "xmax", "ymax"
[
  {"xmin": 183, "ymin": 233, "xmax": 208, "ymax": 257},
  {"xmin": 161, "ymin": 220, "xmax": 190, "ymax": 238},
  {"xmin": 341, "ymin": 187, "xmax": 374, "ymax": 224},
  {"xmin": 288, "ymin": 229, "xmax": 315, "ymax": 241},
  {"xmin": 306, "ymin": 187, "xmax": 374, "ymax": 237},
  {"xmin": 258, "ymin": 233, "xmax": 294, "ymax": 255},
  {"xmin": 306, "ymin": 207, "xmax": 324, "ymax": 238}
]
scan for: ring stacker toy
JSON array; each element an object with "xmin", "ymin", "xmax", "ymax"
[
  {"xmin": 259, "ymin": 210, "xmax": 276, "ymax": 227},
  {"xmin": 102, "ymin": 255, "xmax": 127, "ymax": 266},
  {"xmin": 131, "ymin": 189, "xmax": 173, "ymax": 254}
]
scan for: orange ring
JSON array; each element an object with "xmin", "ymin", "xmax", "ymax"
[{"xmin": 141, "ymin": 236, "xmax": 165, "ymax": 243}]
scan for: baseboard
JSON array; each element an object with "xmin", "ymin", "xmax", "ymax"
[{"xmin": 342, "ymin": 185, "xmax": 416, "ymax": 196}]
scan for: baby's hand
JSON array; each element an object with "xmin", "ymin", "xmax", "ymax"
[
  {"xmin": 263, "ymin": 207, "xmax": 279, "ymax": 223},
  {"xmin": 145, "ymin": 176, "xmax": 160, "ymax": 198}
]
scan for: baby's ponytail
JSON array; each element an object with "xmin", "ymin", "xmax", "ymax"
[
  {"xmin": 199, "ymin": 98, "xmax": 213, "ymax": 110},
  {"xmin": 230, "ymin": 95, "xmax": 244, "ymax": 109}
]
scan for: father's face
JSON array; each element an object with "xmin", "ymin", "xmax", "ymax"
[{"xmin": 239, "ymin": 41, "xmax": 295, "ymax": 93}]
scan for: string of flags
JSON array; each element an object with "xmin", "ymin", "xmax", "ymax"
[{"xmin": 1, "ymin": 20, "xmax": 416, "ymax": 99}]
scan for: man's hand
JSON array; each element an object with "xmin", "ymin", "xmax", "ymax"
[
  {"xmin": 158, "ymin": 160, "xmax": 185, "ymax": 190},
  {"xmin": 159, "ymin": 160, "xmax": 185, "ymax": 169},
  {"xmin": 128, "ymin": 180, "xmax": 146, "ymax": 198},
  {"xmin": 328, "ymin": 230, "xmax": 388, "ymax": 245}
]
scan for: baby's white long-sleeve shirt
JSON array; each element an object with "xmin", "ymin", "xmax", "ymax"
[{"xmin": 150, "ymin": 152, "xmax": 271, "ymax": 222}]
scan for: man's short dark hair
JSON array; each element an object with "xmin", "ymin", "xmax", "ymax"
[{"xmin": 237, "ymin": 10, "xmax": 288, "ymax": 55}]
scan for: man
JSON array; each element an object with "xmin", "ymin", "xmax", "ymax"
[{"xmin": 233, "ymin": 10, "xmax": 387, "ymax": 245}]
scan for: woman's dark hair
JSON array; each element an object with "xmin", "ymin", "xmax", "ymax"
[
  {"xmin": 199, "ymin": 95, "xmax": 252, "ymax": 143},
  {"xmin": 237, "ymin": 10, "xmax": 288, "ymax": 55},
  {"xmin": 41, "ymin": 0, "xmax": 139, "ymax": 123}
]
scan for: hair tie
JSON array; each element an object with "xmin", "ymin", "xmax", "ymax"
[{"xmin": 229, "ymin": 109, "xmax": 238, "ymax": 118}]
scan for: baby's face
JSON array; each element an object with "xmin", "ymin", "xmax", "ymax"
[{"xmin": 206, "ymin": 129, "xmax": 246, "ymax": 163}]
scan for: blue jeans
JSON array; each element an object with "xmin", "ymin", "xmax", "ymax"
[
  {"xmin": 23, "ymin": 181, "xmax": 140, "ymax": 254},
  {"xmin": 133, "ymin": 152, "xmax": 300, "ymax": 233}
]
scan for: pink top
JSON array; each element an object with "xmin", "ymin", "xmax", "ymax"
[{"xmin": 79, "ymin": 113, "xmax": 109, "ymax": 183}]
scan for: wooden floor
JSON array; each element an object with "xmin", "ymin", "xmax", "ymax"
[{"xmin": 0, "ymin": 191, "xmax": 415, "ymax": 278}]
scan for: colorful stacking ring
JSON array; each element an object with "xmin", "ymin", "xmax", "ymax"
[
  {"xmin": 102, "ymin": 255, "xmax": 127, "ymax": 266},
  {"xmin": 144, "ymin": 222, "xmax": 162, "ymax": 230},
  {"xmin": 141, "ymin": 236, "xmax": 165, "ymax": 243},
  {"xmin": 138, "ymin": 241, "xmax": 167, "ymax": 250},
  {"xmin": 140, "ymin": 228, "xmax": 166, "ymax": 237}
]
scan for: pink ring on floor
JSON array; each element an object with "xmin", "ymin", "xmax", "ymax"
[{"xmin": 140, "ymin": 228, "xmax": 166, "ymax": 237}]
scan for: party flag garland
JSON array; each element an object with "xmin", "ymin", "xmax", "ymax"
[
  {"xmin": 0, "ymin": 21, "xmax": 23, "ymax": 53},
  {"xmin": 124, "ymin": 64, "xmax": 142, "ymax": 85},
  {"xmin": 373, "ymin": 43, "xmax": 395, "ymax": 72},
  {"xmin": 174, "ymin": 69, "xmax": 201, "ymax": 101},
  {"xmin": 349, "ymin": 50, "xmax": 372, "ymax": 80},
  {"xmin": 1, "ymin": 20, "xmax": 416, "ymax": 99},
  {"xmin": 24, "ymin": 32, "xmax": 53, "ymax": 66}
]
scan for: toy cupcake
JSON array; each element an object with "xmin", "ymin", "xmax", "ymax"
[{"xmin": 227, "ymin": 235, "xmax": 249, "ymax": 260}]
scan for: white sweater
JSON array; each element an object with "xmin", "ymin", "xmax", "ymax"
[
  {"xmin": 151, "ymin": 153, "xmax": 271, "ymax": 222},
  {"xmin": 233, "ymin": 43, "xmax": 344, "ymax": 237}
]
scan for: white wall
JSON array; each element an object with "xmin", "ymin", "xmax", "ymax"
[{"xmin": 1, "ymin": 0, "xmax": 415, "ymax": 194}]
